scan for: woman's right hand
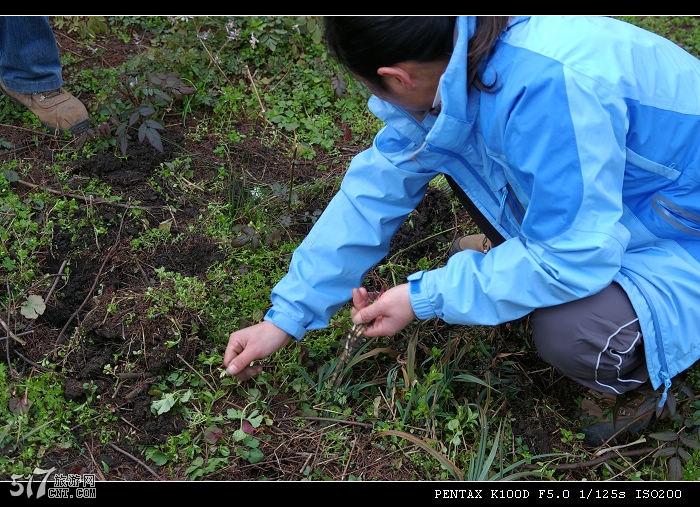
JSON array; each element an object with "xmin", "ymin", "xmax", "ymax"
[{"xmin": 351, "ymin": 284, "xmax": 416, "ymax": 337}]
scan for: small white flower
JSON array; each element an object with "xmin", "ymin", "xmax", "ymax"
[{"xmin": 225, "ymin": 22, "xmax": 240, "ymax": 41}]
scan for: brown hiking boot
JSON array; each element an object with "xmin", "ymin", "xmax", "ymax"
[
  {"xmin": 577, "ymin": 385, "xmax": 672, "ymax": 446},
  {"xmin": 448, "ymin": 233, "xmax": 493, "ymax": 257},
  {"xmin": 0, "ymin": 81, "xmax": 89, "ymax": 135}
]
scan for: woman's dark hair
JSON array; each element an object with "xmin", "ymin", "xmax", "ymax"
[{"xmin": 324, "ymin": 16, "xmax": 510, "ymax": 92}]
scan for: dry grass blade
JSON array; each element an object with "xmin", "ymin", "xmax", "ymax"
[{"xmin": 372, "ymin": 429, "xmax": 464, "ymax": 480}]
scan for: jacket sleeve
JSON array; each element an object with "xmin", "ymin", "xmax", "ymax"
[
  {"xmin": 265, "ymin": 137, "xmax": 436, "ymax": 339},
  {"xmin": 409, "ymin": 60, "xmax": 632, "ymax": 325}
]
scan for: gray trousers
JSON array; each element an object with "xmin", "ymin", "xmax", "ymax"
[
  {"xmin": 531, "ymin": 282, "xmax": 649, "ymax": 395},
  {"xmin": 446, "ymin": 183, "xmax": 650, "ymax": 395}
]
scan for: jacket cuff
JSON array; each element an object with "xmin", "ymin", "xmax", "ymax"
[
  {"xmin": 407, "ymin": 271, "xmax": 437, "ymax": 320},
  {"xmin": 264, "ymin": 309, "xmax": 306, "ymax": 341}
]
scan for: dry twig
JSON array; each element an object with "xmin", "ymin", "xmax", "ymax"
[{"xmin": 108, "ymin": 443, "xmax": 161, "ymax": 479}]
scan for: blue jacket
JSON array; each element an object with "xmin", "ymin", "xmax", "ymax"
[{"xmin": 265, "ymin": 16, "xmax": 700, "ymax": 403}]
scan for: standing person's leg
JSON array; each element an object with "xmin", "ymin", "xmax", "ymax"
[
  {"xmin": 445, "ymin": 175, "xmax": 505, "ymax": 253},
  {"xmin": 530, "ymin": 283, "xmax": 663, "ymax": 445},
  {"xmin": 0, "ymin": 16, "xmax": 89, "ymax": 135},
  {"xmin": 0, "ymin": 16, "xmax": 63, "ymax": 93}
]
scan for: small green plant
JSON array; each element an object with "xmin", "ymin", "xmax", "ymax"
[
  {"xmin": 462, "ymin": 410, "xmax": 561, "ymax": 480},
  {"xmin": 52, "ymin": 16, "xmax": 109, "ymax": 39},
  {"xmin": 95, "ymin": 72, "xmax": 196, "ymax": 155},
  {"xmin": 648, "ymin": 429, "xmax": 700, "ymax": 480},
  {"xmin": 129, "ymin": 225, "xmax": 175, "ymax": 253},
  {"xmin": 151, "ymin": 389, "xmax": 193, "ymax": 416},
  {"xmin": 0, "ymin": 370, "xmax": 114, "ymax": 478},
  {"xmin": 143, "ymin": 268, "xmax": 210, "ymax": 317},
  {"xmin": 224, "ymin": 403, "xmax": 265, "ymax": 464},
  {"xmin": 560, "ymin": 428, "xmax": 585, "ymax": 444}
]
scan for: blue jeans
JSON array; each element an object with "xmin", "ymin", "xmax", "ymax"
[{"xmin": 0, "ymin": 16, "xmax": 63, "ymax": 94}]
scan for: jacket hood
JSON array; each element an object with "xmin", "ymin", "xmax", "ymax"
[
  {"xmin": 366, "ymin": 17, "xmax": 479, "ymax": 151},
  {"xmin": 367, "ymin": 16, "xmax": 477, "ymax": 134},
  {"xmin": 437, "ymin": 16, "xmax": 475, "ymax": 123}
]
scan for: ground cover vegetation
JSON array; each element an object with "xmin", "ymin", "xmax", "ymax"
[{"xmin": 1, "ymin": 16, "xmax": 700, "ymax": 482}]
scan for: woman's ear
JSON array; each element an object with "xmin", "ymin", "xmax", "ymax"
[{"xmin": 377, "ymin": 65, "xmax": 415, "ymax": 91}]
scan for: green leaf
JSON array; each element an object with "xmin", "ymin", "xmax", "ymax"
[
  {"xmin": 232, "ymin": 428, "xmax": 248, "ymax": 442},
  {"xmin": 138, "ymin": 123, "xmax": 163, "ymax": 153},
  {"xmin": 151, "ymin": 392, "xmax": 177, "ymax": 415},
  {"xmin": 677, "ymin": 447, "xmax": 692, "ymax": 463},
  {"xmin": 147, "ymin": 450, "xmax": 169, "ymax": 466},
  {"xmin": 453, "ymin": 373, "xmax": 498, "ymax": 391},
  {"xmin": 138, "ymin": 106, "xmax": 156, "ymax": 117},
  {"xmin": 667, "ymin": 456, "xmax": 683, "ymax": 481},
  {"xmin": 129, "ymin": 110, "xmax": 141, "ymax": 126},
  {"xmin": 143, "ymin": 119, "xmax": 165, "ymax": 130},
  {"xmin": 247, "ymin": 413, "xmax": 264, "ymax": 428},
  {"xmin": 185, "ymin": 456, "xmax": 205, "ymax": 479},
  {"xmin": 649, "ymin": 431, "xmax": 679, "ymax": 442},
  {"xmin": 118, "ymin": 132, "xmax": 128, "ymax": 156},
  {"xmin": 246, "ymin": 447, "xmax": 264, "ymax": 464},
  {"xmin": 2, "ymin": 169, "xmax": 19, "ymax": 182},
  {"xmin": 226, "ymin": 408, "xmax": 244, "ymax": 420},
  {"xmin": 653, "ymin": 447, "xmax": 678, "ymax": 458},
  {"xmin": 679, "ymin": 435, "xmax": 700, "ymax": 450},
  {"xmin": 20, "ymin": 294, "xmax": 46, "ymax": 319}
]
